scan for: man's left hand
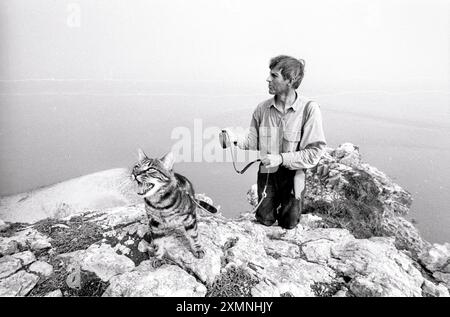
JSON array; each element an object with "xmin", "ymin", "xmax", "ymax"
[{"xmin": 261, "ymin": 154, "xmax": 283, "ymax": 168}]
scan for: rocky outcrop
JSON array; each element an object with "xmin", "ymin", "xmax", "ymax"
[
  {"xmin": 304, "ymin": 143, "xmax": 428, "ymax": 257},
  {"xmin": 0, "ymin": 168, "xmax": 141, "ymax": 223},
  {"xmin": 419, "ymin": 243, "xmax": 450, "ymax": 289},
  {"xmin": 0, "ymin": 143, "xmax": 448, "ymax": 297}
]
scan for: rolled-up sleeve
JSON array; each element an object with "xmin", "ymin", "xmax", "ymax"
[{"xmin": 281, "ymin": 103, "xmax": 326, "ymax": 169}]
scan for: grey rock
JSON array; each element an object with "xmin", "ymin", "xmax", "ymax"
[
  {"xmin": 124, "ymin": 223, "xmax": 138, "ymax": 235},
  {"xmin": 0, "ymin": 238, "xmax": 19, "ymax": 256},
  {"xmin": 44, "ymin": 289, "xmax": 63, "ymax": 297},
  {"xmin": 65, "ymin": 264, "xmax": 81, "ymax": 289},
  {"xmin": 332, "ymin": 290, "xmax": 349, "ymax": 297},
  {"xmin": 422, "ymin": 280, "xmax": 450, "ymax": 297},
  {"xmin": 433, "ymin": 272, "xmax": 450, "ymax": 288},
  {"xmin": 11, "ymin": 251, "xmax": 36, "ymax": 266},
  {"xmin": 328, "ymin": 237, "xmax": 424, "ymax": 296},
  {"xmin": 137, "ymin": 239, "xmax": 150, "ymax": 253},
  {"xmin": 30, "ymin": 239, "xmax": 52, "ymax": 251},
  {"xmin": 333, "ymin": 143, "xmax": 359, "ymax": 160},
  {"xmin": 113, "ymin": 243, "xmax": 131, "ymax": 255},
  {"xmin": 124, "ymin": 239, "xmax": 134, "ymax": 246},
  {"xmin": 82, "ymin": 244, "xmax": 135, "ymax": 281},
  {"xmin": 419, "ymin": 243, "xmax": 450, "ymax": 288},
  {"xmin": 58, "ymin": 244, "xmax": 135, "ymax": 282},
  {"xmin": 0, "ymin": 271, "xmax": 39, "ymax": 296},
  {"xmin": 2, "ymin": 228, "xmax": 51, "ymax": 252},
  {"xmin": 29, "ymin": 261, "xmax": 54, "ymax": 277},
  {"xmin": 51, "ymin": 224, "xmax": 70, "ymax": 230},
  {"xmin": 103, "ymin": 262, "xmax": 207, "ymax": 297},
  {"xmin": 136, "ymin": 224, "xmax": 149, "ymax": 238},
  {"xmin": 419, "ymin": 243, "xmax": 450, "ymax": 272},
  {"xmin": 154, "ymin": 225, "xmax": 223, "ymax": 285},
  {"xmin": 0, "ymin": 256, "xmax": 23, "ymax": 279}
]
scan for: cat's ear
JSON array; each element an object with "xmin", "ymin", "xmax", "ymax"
[
  {"xmin": 137, "ymin": 148, "xmax": 148, "ymax": 161},
  {"xmin": 160, "ymin": 152, "xmax": 175, "ymax": 171}
]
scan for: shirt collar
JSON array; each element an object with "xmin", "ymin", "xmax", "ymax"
[{"xmin": 270, "ymin": 91, "xmax": 302, "ymax": 112}]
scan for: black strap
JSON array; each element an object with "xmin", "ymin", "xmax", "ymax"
[{"xmin": 232, "ymin": 158, "xmax": 261, "ymax": 174}]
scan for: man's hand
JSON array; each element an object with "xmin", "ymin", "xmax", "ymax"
[
  {"xmin": 261, "ymin": 154, "xmax": 283, "ymax": 168},
  {"xmin": 220, "ymin": 128, "xmax": 238, "ymax": 148}
]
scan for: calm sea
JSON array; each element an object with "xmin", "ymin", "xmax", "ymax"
[{"xmin": 0, "ymin": 81, "xmax": 449, "ymax": 243}]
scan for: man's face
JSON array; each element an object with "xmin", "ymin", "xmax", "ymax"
[{"xmin": 266, "ymin": 67, "xmax": 291, "ymax": 95}]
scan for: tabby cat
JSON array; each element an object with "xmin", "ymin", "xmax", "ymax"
[{"xmin": 131, "ymin": 149, "xmax": 216, "ymax": 268}]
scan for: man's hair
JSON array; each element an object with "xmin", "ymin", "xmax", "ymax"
[{"xmin": 269, "ymin": 55, "xmax": 305, "ymax": 89}]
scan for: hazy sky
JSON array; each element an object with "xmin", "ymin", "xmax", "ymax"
[{"xmin": 1, "ymin": 0, "xmax": 448, "ymax": 87}]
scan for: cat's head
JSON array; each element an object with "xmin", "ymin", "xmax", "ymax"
[{"xmin": 131, "ymin": 149, "xmax": 175, "ymax": 198}]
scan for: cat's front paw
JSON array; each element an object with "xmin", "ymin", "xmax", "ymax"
[
  {"xmin": 151, "ymin": 258, "xmax": 164, "ymax": 268},
  {"xmin": 193, "ymin": 248, "xmax": 205, "ymax": 259}
]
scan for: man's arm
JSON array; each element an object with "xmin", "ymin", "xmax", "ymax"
[
  {"xmin": 280, "ymin": 103, "xmax": 327, "ymax": 169},
  {"xmin": 236, "ymin": 109, "xmax": 260, "ymax": 151}
]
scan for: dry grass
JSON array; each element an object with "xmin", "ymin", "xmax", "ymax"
[
  {"xmin": 33, "ymin": 216, "xmax": 104, "ymax": 254},
  {"xmin": 206, "ymin": 266, "xmax": 259, "ymax": 297}
]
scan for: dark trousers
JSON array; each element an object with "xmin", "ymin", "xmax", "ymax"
[{"xmin": 255, "ymin": 165, "xmax": 305, "ymax": 229}]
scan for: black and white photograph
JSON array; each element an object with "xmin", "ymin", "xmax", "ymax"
[{"xmin": 0, "ymin": 0, "xmax": 449, "ymax": 302}]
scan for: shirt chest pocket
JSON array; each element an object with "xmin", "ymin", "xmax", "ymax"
[{"xmin": 283, "ymin": 130, "xmax": 301, "ymax": 152}]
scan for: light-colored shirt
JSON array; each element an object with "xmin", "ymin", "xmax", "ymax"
[{"xmin": 237, "ymin": 93, "xmax": 327, "ymax": 170}]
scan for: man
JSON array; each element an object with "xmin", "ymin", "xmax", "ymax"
[{"xmin": 223, "ymin": 55, "xmax": 326, "ymax": 229}]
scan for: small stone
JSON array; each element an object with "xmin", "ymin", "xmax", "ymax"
[
  {"xmin": 44, "ymin": 289, "xmax": 63, "ymax": 297},
  {"xmin": 333, "ymin": 143, "xmax": 359, "ymax": 159},
  {"xmin": 51, "ymin": 224, "xmax": 70, "ymax": 230},
  {"xmin": 31, "ymin": 239, "xmax": 52, "ymax": 251},
  {"xmin": 126, "ymin": 224, "xmax": 138, "ymax": 236},
  {"xmin": 0, "ymin": 256, "xmax": 23, "ymax": 279},
  {"xmin": 80, "ymin": 244, "xmax": 135, "ymax": 281},
  {"xmin": 433, "ymin": 272, "xmax": 450, "ymax": 289},
  {"xmin": 138, "ymin": 239, "xmax": 150, "ymax": 253},
  {"xmin": 66, "ymin": 265, "xmax": 81, "ymax": 289},
  {"xmin": 422, "ymin": 280, "xmax": 450, "ymax": 297},
  {"xmin": 124, "ymin": 239, "xmax": 135, "ymax": 246},
  {"xmin": 420, "ymin": 243, "xmax": 450, "ymax": 272},
  {"xmin": 299, "ymin": 214, "xmax": 325, "ymax": 229},
  {"xmin": 0, "ymin": 239, "xmax": 19, "ymax": 256},
  {"xmin": 136, "ymin": 224, "xmax": 148, "ymax": 238},
  {"xmin": 0, "ymin": 271, "xmax": 39, "ymax": 296},
  {"xmin": 120, "ymin": 247, "xmax": 131, "ymax": 255},
  {"xmin": 29, "ymin": 261, "xmax": 54, "ymax": 277},
  {"xmin": 117, "ymin": 232, "xmax": 126, "ymax": 241},
  {"xmin": 8, "ymin": 228, "xmax": 51, "ymax": 252},
  {"xmin": 12, "ymin": 251, "xmax": 36, "ymax": 266},
  {"xmin": 332, "ymin": 290, "xmax": 348, "ymax": 297},
  {"xmin": 339, "ymin": 153, "xmax": 361, "ymax": 167},
  {"xmin": 114, "ymin": 244, "xmax": 131, "ymax": 255}
]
